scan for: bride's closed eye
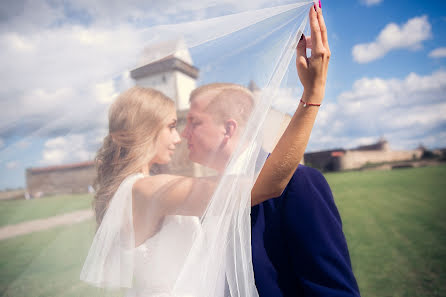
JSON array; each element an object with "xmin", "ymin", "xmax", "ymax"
[{"xmin": 169, "ymin": 120, "xmax": 177, "ymax": 130}]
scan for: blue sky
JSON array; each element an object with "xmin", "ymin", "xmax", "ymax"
[{"xmin": 0, "ymin": 0, "xmax": 445, "ymax": 190}]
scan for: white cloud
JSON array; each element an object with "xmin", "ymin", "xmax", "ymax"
[
  {"xmin": 93, "ymin": 81, "xmax": 119, "ymax": 104},
  {"xmin": 0, "ymin": 25, "xmax": 143, "ymax": 95},
  {"xmin": 40, "ymin": 133, "xmax": 101, "ymax": 165},
  {"xmin": 360, "ymin": 0, "xmax": 383, "ymax": 7},
  {"xmin": 352, "ymin": 15, "xmax": 432, "ymax": 63},
  {"xmin": 307, "ymin": 70, "xmax": 446, "ymax": 152},
  {"xmin": 3, "ymin": 33, "xmax": 35, "ymax": 52},
  {"xmin": 270, "ymin": 87, "xmax": 302, "ymax": 113},
  {"xmin": 429, "ymin": 47, "xmax": 446, "ymax": 58},
  {"xmin": 0, "ymin": 19, "xmax": 143, "ymax": 152}
]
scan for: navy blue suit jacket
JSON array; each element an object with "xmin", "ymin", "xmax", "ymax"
[{"xmin": 251, "ymin": 165, "xmax": 360, "ymax": 297}]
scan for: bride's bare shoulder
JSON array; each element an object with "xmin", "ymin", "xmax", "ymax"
[
  {"xmin": 132, "ymin": 174, "xmax": 187, "ymax": 200},
  {"xmin": 132, "ymin": 174, "xmax": 197, "ymax": 214},
  {"xmin": 133, "ymin": 174, "xmax": 181, "ymax": 195}
]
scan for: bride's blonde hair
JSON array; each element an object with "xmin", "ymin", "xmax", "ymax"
[{"xmin": 93, "ymin": 86, "xmax": 175, "ymax": 227}]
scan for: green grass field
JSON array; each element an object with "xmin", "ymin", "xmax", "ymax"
[
  {"xmin": 326, "ymin": 165, "xmax": 446, "ymax": 297},
  {"xmin": 0, "ymin": 194, "xmax": 92, "ymax": 227},
  {"xmin": 0, "ymin": 165, "xmax": 445, "ymax": 297}
]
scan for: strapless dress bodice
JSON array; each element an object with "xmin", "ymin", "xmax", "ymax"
[{"xmin": 126, "ymin": 215, "xmax": 201, "ymax": 297}]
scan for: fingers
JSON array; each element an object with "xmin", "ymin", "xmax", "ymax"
[
  {"xmin": 309, "ymin": 4, "xmax": 323, "ymax": 52},
  {"xmin": 296, "ymin": 33, "xmax": 308, "ymax": 70},
  {"xmin": 305, "ymin": 36, "xmax": 312, "ymax": 49},
  {"xmin": 316, "ymin": 6, "xmax": 329, "ymax": 51}
]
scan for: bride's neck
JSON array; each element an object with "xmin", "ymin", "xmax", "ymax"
[{"xmin": 141, "ymin": 162, "xmax": 153, "ymax": 176}]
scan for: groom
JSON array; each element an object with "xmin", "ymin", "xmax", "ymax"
[
  {"xmin": 181, "ymin": 82, "xmax": 360, "ymax": 297},
  {"xmin": 181, "ymin": 6, "xmax": 360, "ymax": 297}
]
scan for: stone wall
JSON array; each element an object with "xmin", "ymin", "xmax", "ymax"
[
  {"xmin": 304, "ymin": 143, "xmax": 423, "ymax": 172},
  {"xmin": 0, "ymin": 189, "xmax": 25, "ymax": 200},
  {"xmin": 339, "ymin": 149, "xmax": 423, "ymax": 170},
  {"xmin": 26, "ymin": 162, "xmax": 96, "ymax": 198}
]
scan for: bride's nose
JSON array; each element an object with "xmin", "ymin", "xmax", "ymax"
[{"xmin": 173, "ymin": 129, "xmax": 182, "ymax": 144}]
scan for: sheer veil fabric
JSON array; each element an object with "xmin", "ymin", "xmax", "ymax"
[{"xmin": 80, "ymin": 1, "xmax": 316, "ymax": 297}]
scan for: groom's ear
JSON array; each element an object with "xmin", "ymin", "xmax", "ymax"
[{"xmin": 224, "ymin": 119, "xmax": 238, "ymax": 138}]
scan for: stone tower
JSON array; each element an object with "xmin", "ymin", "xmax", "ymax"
[{"xmin": 130, "ymin": 39, "xmax": 198, "ymax": 111}]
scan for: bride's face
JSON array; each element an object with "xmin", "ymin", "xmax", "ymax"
[{"xmin": 152, "ymin": 111, "xmax": 181, "ymax": 164}]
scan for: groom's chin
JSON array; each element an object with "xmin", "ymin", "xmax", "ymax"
[
  {"xmin": 188, "ymin": 151, "xmax": 205, "ymax": 166},
  {"xmin": 188, "ymin": 151, "xmax": 199, "ymax": 163}
]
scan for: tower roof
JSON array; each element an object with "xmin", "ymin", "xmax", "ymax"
[
  {"xmin": 138, "ymin": 38, "xmax": 193, "ymax": 67},
  {"xmin": 131, "ymin": 38, "xmax": 198, "ymax": 80},
  {"xmin": 130, "ymin": 56, "xmax": 199, "ymax": 80}
]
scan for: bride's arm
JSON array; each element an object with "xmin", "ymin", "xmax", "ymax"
[
  {"xmin": 133, "ymin": 174, "xmax": 219, "ymax": 217},
  {"xmin": 251, "ymin": 5, "xmax": 330, "ymax": 206}
]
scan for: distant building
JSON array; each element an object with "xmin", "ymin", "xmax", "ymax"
[
  {"xmin": 432, "ymin": 148, "xmax": 446, "ymax": 160},
  {"xmin": 304, "ymin": 139, "xmax": 423, "ymax": 171},
  {"xmin": 26, "ymin": 161, "xmax": 95, "ymax": 198},
  {"xmin": 131, "ymin": 39, "xmax": 198, "ymax": 112}
]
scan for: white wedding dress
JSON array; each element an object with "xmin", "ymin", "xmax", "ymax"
[
  {"xmin": 124, "ymin": 174, "xmax": 205, "ymax": 297},
  {"xmin": 81, "ymin": 173, "xmax": 211, "ymax": 297},
  {"xmin": 126, "ymin": 215, "xmax": 203, "ymax": 297}
]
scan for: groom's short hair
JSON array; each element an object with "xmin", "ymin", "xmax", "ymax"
[{"xmin": 190, "ymin": 83, "xmax": 255, "ymax": 127}]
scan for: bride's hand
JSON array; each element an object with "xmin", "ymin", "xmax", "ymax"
[{"xmin": 296, "ymin": 4, "xmax": 330, "ymax": 104}]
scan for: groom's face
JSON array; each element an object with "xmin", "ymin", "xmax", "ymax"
[{"xmin": 181, "ymin": 93, "xmax": 226, "ymax": 167}]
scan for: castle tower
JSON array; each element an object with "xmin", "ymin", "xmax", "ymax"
[{"xmin": 130, "ymin": 39, "xmax": 199, "ymax": 111}]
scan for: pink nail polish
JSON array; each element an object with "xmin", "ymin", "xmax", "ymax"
[
  {"xmin": 319, "ymin": 0, "xmax": 322, "ymax": 8},
  {"xmin": 314, "ymin": 4, "xmax": 317, "ymax": 12}
]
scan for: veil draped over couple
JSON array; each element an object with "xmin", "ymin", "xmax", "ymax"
[{"xmin": 80, "ymin": 2, "xmax": 359, "ymax": 297}]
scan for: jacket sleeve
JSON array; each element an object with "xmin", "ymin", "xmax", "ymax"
[{"xmin": 281, "ymin": 166, "xmax": 361, "ymax": 297}]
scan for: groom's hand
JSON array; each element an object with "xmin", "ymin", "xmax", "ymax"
[{"xmin": 296, "ymin": 4, "xmax": 330, "ymax": 104}]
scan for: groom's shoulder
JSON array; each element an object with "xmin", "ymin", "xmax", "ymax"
[
  {"xmin": 289, "ymin": 165, "xmax": 329, "ymax": 189},
  {"xmin": 292, "ymin": 164, "xmax": 323, "ymax": 177},
  {"xmin": 280, "ymin": 165, "xmax": 336, "ymax": 209}
]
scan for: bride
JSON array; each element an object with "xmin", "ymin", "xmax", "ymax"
[
  {"xmin": 84, "ymin": 87, "xmax": 223, "ymax": 296},
  {"xmin": 80, "ymin": 4, "xmax": 330, "ymax": 297}
]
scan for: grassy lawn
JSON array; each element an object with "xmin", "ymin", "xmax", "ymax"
[
  {"xmin": 326, "ymin": 165, "xmax": 446, "ymax": 297},
  {"xmin": 0, "ymin": 194, "xmax": 92, "ymax": 227},
  {"xmin": 0, "ymin": 220, "xmax": 122, "ymax": 297},
  {"xmin": 0, "ymin": 165, "xmax": 445, "ymax": 296}
]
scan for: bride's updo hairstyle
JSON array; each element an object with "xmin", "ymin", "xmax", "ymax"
[{"xmin": 93, "ymin": 86, "xmax": 175, "ymax": 227}]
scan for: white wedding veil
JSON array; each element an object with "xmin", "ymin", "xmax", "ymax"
[
  {"xmin": 80, "ymin": 2, "xmax": 316, "ymax": 297},
  {"xmin": 1, "ymin": 1, "xmax": 317, "ymax": 297}
]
